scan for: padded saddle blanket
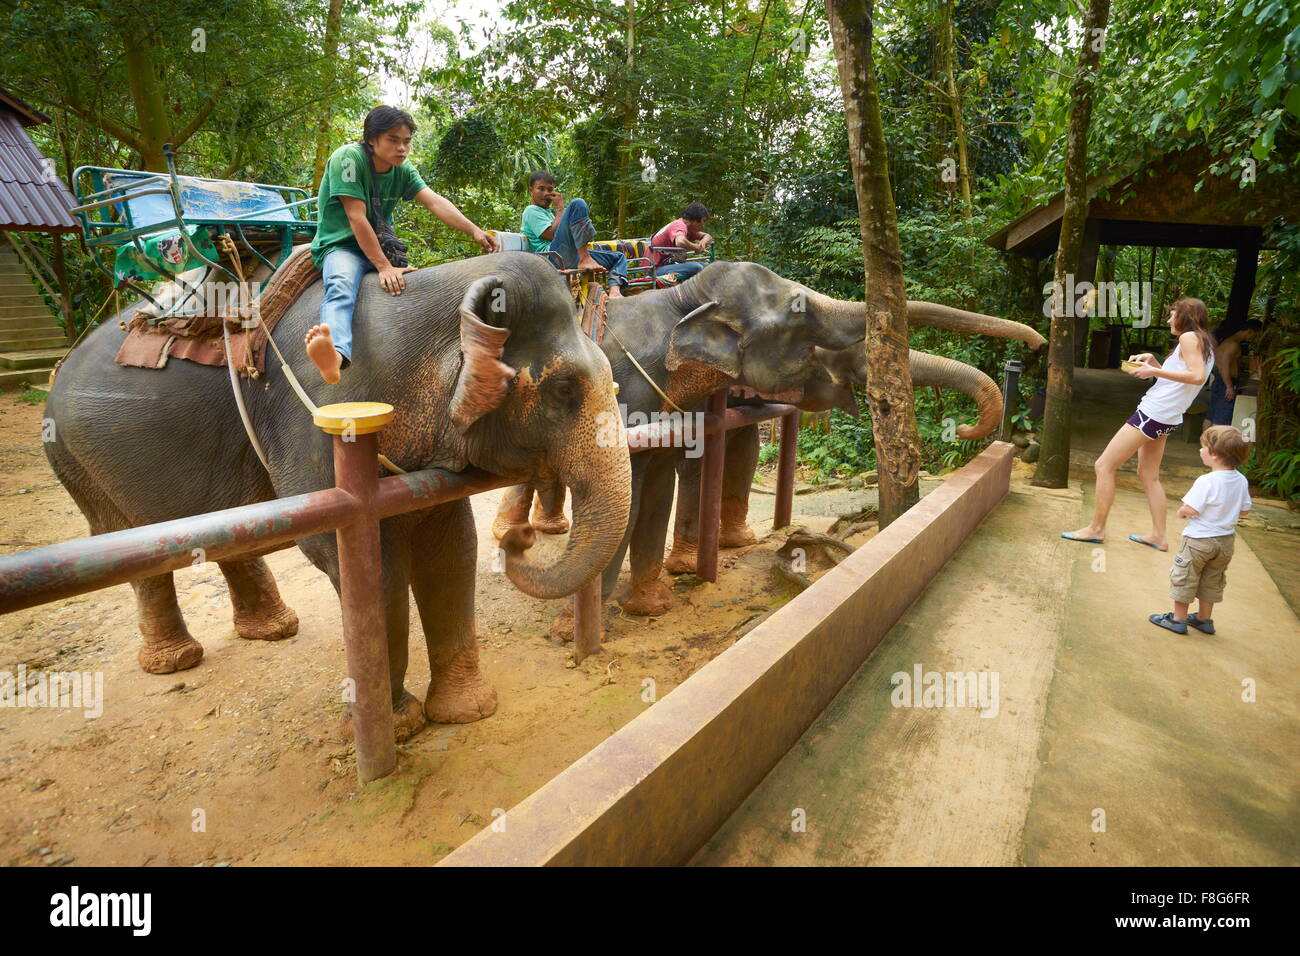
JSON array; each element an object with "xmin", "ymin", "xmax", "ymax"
[{"xmin": 114, "ymin": 244, "xmax": 321, "ymax": 376}]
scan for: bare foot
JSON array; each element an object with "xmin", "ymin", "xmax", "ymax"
[
  {"xmin": 607, "ymin": 284, "xmax": 624, "ymax": 298},
  {"xmin": 304, "ymin": 324, "xmax": 343, "ymax": 384},
  {"xmin": 1130, "ymin": 533, "xmax": 1169, "ymax": 551},
  {"xmin": 1062, "ymin": 526, "xmax": 1105, "ymax": 543},
  {"xmin": 576, "ymin": 252, "xmax": 607, "ymax": 273}
]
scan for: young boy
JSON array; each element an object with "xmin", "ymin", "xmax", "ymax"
[
  {"xmin": 521, "ymin": 171, "xmax": 627, "ymax": 296},
  {"xmin": 650, "ymin": 202, "xmax": 713, "ymax": 282},
  {"xmin": 1149, "ymin": 425, "xmax": 1253, "ymax": 634},
  {"xmin": 305, "ymin": 105, "xmax": 496, "ymax": 384}
]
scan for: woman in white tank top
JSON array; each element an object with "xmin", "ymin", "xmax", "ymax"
[{"xmin": 1062, "ymin": 298, "xmax": 1216, "ymax": 552}]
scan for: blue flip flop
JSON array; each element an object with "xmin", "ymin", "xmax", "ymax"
[
  {"xmin": 1129, "ymin": 534, "xmax": 1168, "ymax": 552},
  {"xmin": 1061, "ymin": 532, "xmax": 1104, "ymax": 543}
]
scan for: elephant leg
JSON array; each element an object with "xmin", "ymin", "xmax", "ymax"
[
  {"xmin": 531, "ymin": 480, "xmax": 569, "ymax": 535},
  {"xmin": 411, "ymin": 500, "xmax": 498, "ymax": 723},
  {"xmin": 492, "ymin": 482, "xmax": 535, "ymax": 540},
  {"xmin": 134, "ymin": 572, "xmax": 204, "ymax": 674},
  {"xmin": 620, "ymin": 452, "xmax": 676, "ymax": 617},
  {"xmin": 720, "ymin": 424, "xmax": 760, "ymax": 548},
  {"xmin": 665, "ymin": 454, "xmax": 702, "ymax": 574},
  {"xmin": 218, "ymin": 556, "xmax": 299, "ymax": 642}
]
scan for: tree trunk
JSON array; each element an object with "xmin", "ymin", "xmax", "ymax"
[
  {"xmin": 311, "ymin": 0, "xmax": 347, "ymax": 192},
  {"xmin": 1033, "ymin": 0, "xmax": 1111, "ymax": 488},
  {"xmin": 615, "ymin": 0, "xmax": 636, "ymax": 236},
  {"xmin": 122, "ymin": 31, "xmax": 172, "ymax": 170},
  {"xmin": 939, "ymin": 0, "xmax": 973, "ymax": 217},
  {"xmin": 826, "ymin": 0, "xmax": 921, "ymax": 526}
]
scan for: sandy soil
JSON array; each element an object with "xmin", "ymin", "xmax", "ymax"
[{"xmin": 0, "ymin": 396, "xmax": 874, "ymax": 867}]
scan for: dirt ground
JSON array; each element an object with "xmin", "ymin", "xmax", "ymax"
[{"xmin": 0, "ymin": 396, "xmax": 882, "ymax": 867}]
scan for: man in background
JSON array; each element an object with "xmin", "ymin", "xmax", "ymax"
[
  {"xmin": 521, "ymin": 171, "xmax": 627, "ymax": 296},
  {"xmin": 650, "ymin": 202, "xmax": 713, "ymax": 282}
]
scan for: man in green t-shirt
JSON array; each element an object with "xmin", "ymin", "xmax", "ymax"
[{"xmin": 304, "ymin": 105, "xmax": 496, "ymax": 384}]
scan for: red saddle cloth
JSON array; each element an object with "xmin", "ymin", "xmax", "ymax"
[{"xmin": 114, "ymin": 245, "xmax": 321, "ymax": 376}]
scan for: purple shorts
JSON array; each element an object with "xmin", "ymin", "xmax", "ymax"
[{"xmin": 1127, "ymin": 409, "xmax": 1178, "ymax": 439}]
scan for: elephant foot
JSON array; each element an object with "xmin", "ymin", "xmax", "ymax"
[
  {"xmin": 664, "ymin": 537, "xmax": 698, "ymax": 574},
  {"xmin": 550, "ymin": 604, "xmax": 575, "ymax": 643},
  {"xmin": 720, "ymin": 497, "xmax": 758, "ymax": 548},
  {"xmin": 530, "ymin": 500, "xmax": 570, "ymax": 535},
  {"xmin": 619, "ymin": 565, "xmax": 673, "ymax": 617},
  {"xmin": 340, "ymin": 691, "xmax": 427, "ymax": 744},
  {"xmin": 233, "ymin": 602, "xmax": 299, "ymax": 642},
  {"xmin": 138, "ymin": 634, "xmax": 204, "ymax": 674},
  {"xmin": 425, "ymin": 645, "xmax": 498, "ymax": 724},
  {"xmin": 492, "ymin": 489, "xmax": 533, "ymax": 541}
]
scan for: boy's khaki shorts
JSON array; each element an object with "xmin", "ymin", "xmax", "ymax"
[{"xmin": 1170, "ymin": 533, "xmax": 1235, "ymax": 604}]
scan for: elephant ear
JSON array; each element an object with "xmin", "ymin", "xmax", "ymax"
[
  {"xmin": 450, "ymin": 276, "xmax": 518, "ymax": 432},
  {"xmin": 665, "ymin": 300, "xmax": 741, "ymax": 375}
]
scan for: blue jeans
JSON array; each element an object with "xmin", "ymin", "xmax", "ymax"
[
  {"xmin": 549, "ymin": 198, "xmax": 627, "ymax": 289},
  {"xmin": 655, "ymin": 261, "xmax": 705, "ymax": 282},
  {"xmin": 319, "ymin": 247, "xmax": 376, "ymax": 365},
  {"xmin": 1206, "ymin": 369, "xmax": 1236, "ymax": 425}
]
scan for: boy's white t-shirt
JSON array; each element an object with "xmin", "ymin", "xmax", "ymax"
[{"xmin": 1182, "ymin": 469, "xmax": 1252, "ymax": 538}]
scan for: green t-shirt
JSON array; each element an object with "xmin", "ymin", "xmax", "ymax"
[
  {"xmin": 310, "ymin": 143, "xmax": 427, "ymax": 267},
  {"xmin": 521, "ymin": 203, "xmax": 556, "ymax": 253}
]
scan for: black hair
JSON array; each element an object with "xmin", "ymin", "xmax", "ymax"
[
  {"xmin": 529, "ymin": 170, "xmax": 556, "ymax": 188},
  {"xmin": 1244, "ymin": 319, "xmax": 1263, "ymax": 331},
  {"xmin": 360, "ymin": 105, "xmax": 416, "ymax": 148},
  {"xmin": 683, "ymin": 201, "xmax": 709, "ymax": 221}
]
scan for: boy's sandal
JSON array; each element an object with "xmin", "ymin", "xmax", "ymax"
[
  {"xmin": 1149, "ymin": 612, "xmax": 1188, "ymax": 634},
  {"xmin": 1129, "ymin": 534, "xmax": 1168, "ymax": 552},
  {"xmin": 1186, "ymin": 613, "xmax": 1215, "ymax": 635}
]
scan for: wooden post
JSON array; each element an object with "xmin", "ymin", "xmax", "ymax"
[
  {"xmin": 696, "ymin": 388, "xmax": 728, "ymax": 582},
  {"xmin": 1225, "ymin": 242, "xmax": 1260, "ymax": 334},
  {"xmin": 51, "ymin": 234, "xmax": 75, "ymax": 345},
  {"xmin": 317, "ymin": 402, "xmax": 397, "ymax": 785},
  {"xmin": 773, "ymin": 408, "xmax": 798, "ymax": 529}
]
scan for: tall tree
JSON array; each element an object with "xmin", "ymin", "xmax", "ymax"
[
  {"xmin": 1033, "ymin": 0, "xmax": 1112, "ymax": 488},
  {"xmin": 311, "ymin": 0, "xmax": 347, "ymax": 191},
  {"xmin": 825, "ymin": 0, "xmax": 922, "ymax": 525}
]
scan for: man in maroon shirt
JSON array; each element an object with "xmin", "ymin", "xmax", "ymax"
[{"xmin": 650, "ymin": 202, "xmax": 713, "ymax": 282}]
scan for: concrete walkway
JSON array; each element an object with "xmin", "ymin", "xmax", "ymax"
[{"xmin": 693, "ymin": 467, "xmax": 1300, "ymax": 865}]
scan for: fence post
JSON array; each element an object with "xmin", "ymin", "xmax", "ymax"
[
  {"xmin": 1000, "ymin": 359, "xmax": 1024, "ymax": 442},
  {"xmin": 696, "ymin": 389, "xmax": 728, "ymax": 582},
  {"xmin": 774, "ymin": 408, "xmax": 798, "ymax": 529},
  {"xmin": 317, "ymin": 401, "xmax": 397, "ymax": 785},
  {"xmin": 573, "ymin": 577, "xmax": 602, "ymax": 663}
]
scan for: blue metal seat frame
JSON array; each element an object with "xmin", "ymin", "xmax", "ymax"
[{"xmin": 71, "ymin": 143, "xmax": 318, "ymax": 316}]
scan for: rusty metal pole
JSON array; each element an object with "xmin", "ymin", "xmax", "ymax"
[
  {"xmin": 572, "ymin": 577, "xmax": 602, "ymax": 663},
  {"xmin": 696, "ymin": 388, "xmax": 728, "ymax": 583},
  {"xmin": 319, "ymin": 402, "xmax": 396, "ymax": 785},
  {"xmin": 774, "ymin": 408, "xmax": 798, "ymax": 529}
]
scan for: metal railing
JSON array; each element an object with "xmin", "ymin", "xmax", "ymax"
[{"xmin": 0, "ymin": 392, "xmax": 799, "ymax": 784}]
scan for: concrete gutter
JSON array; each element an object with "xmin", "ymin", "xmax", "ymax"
[{"xmin": 440, "ymin": 441, "xmax": 1017, "ymax": 866}]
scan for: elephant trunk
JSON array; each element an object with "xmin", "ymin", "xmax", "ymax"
[
  {"xmin": 799, "ymin": 287, "xmax": 1047, "ymax": 349},
  {"xmin": 501, "ymin": 391, "xmax": 632, "ymax": 600},
  {"xmin": 909, "ymin": 350, "xmax": 1003, "ymax": 440}
]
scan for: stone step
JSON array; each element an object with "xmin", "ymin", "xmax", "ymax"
[
  {"xmin": 0, "ymin": 347, "xmax": 68, "ymax": 370},
  {"xmin": 0, "ymin": 324, "xmax": 65, "ymax": 339},
  {"xmin": 0, "ymin": 365, "xmax": 55, "ymax": 390},
  {"xmin": 0, "ymin": 303, "xmax": 55, "ymax": 318},
  {"xmin": 0, "ymin": 315, "xmax": 62, "ymax": 330},
  {"xmin": 0, "ymin": 335, "xmax": 66, "ymax": 351}
]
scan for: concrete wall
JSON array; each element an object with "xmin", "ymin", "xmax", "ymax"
[{"xmin": 440, "ymin": 442, "xmax": 1017, "ymax": 866}]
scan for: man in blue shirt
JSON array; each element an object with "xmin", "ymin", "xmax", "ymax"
[{"xmin": 521, "ymin": 171, "xmax": 627, "ymax": 297}]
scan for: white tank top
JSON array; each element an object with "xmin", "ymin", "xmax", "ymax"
[{"xmin": 1136, "ymin": 340, "xmax": 1213, "ymax": 425}]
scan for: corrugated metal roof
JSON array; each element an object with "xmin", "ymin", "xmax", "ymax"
[{"xmin": 0, "ymin": 109, "xmax": 79, "ymax": 233}]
